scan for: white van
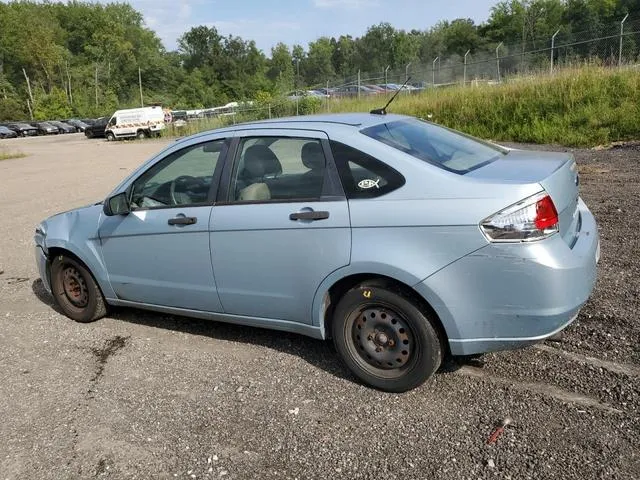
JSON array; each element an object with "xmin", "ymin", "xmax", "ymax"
[{"xmin": 105, "ymin": 106, "xmax": 166, "ymax": 141}]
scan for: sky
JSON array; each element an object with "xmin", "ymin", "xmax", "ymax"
[{"xmin": 121, "ymin": 0, "xmax": 498, "ymax": 54}]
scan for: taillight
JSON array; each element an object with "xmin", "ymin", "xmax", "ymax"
[{"xmin": 480, "ymin": 192, "xmax": 559, "ymax": 242}]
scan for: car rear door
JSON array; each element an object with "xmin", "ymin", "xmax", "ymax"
[{"xmin": 210, "ymin": 129, "xmax": 351, "ymax": 324}]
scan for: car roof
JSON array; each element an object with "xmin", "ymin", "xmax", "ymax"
[{"xmin": 179, "ymin": 112, "xmax": 410, "ymax": 144}]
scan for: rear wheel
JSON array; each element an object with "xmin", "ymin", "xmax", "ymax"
[
  {"xmin": 136, "ymin": 130, "xmax": 147, "ymax": 140},
  {"xmin": 105, "ymin": 131, "xmax": 115, "ymax": 141},
  {"xmin": 50, "ymin": 255, "xmax": 107, "ymax": 323},
  {"xmin": 332, "ymin": 281, "xmax": 443, "ymax": 392}
]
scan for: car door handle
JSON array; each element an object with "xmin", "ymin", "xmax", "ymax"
[
  {"xmin": 289, "ymin": 211, "xmax": 330, "ymax": 221},
  {"xmin": 168, "ymin": 216, "xmax": 197, "ymax": 226}
]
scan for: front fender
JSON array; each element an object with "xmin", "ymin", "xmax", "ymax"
[{"xmin": 42, "ymin": 205, "xmax": 115, "ymax": 299}]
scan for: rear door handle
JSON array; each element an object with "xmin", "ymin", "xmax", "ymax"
[
  {"xmin": 168, "ymin": 216, "xmax": 197, "ymax": 226},
  {"xmin": 289, "ymin": 211, "xmax": 330, "ymax": 221}
]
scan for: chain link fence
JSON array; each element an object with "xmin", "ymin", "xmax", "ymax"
[{"xmin": 325, "ymin": 15, "xmax": 640, "ymax": 92}]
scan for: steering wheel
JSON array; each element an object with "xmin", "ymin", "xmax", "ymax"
[{"xmin": 170, "ymin": 175, "xmax": 201, "ymax": 205}]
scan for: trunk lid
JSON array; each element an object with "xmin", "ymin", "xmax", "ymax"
[{"xmin": 468, "ymin": 150, "xmax": 580, "ymax": 245}]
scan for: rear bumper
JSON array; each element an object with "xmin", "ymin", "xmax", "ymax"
[
  {"xmin": 35, "ymin": 245, "xmax": 51, "ymax": 294},
  {"xmin": 415, "ymin": 198, "xmax": 599, "ymax": 356}
]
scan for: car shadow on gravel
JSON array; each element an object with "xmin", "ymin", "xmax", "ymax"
[
  {"xmin": 32, "ymin": 278, "xmax": 469, "ymax": 385},
  {"xmin": 31, "ymin": 278, "xmax": 355, "ymax": 382},
  {"xmin": 114, "ymin": 307, "xmax": 361, "ymax": 383},
  {"xmin": 32, "ymin": 279, "xmax": 62, "ymax": 312}
]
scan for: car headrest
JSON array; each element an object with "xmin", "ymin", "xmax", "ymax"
[
  {"xmin": 243, "ymin": 145, "xmax": 282, "ymax": 178},
  {"xmin": 301, "ymin": 142, "xmax": 325, "ymax": 171}
]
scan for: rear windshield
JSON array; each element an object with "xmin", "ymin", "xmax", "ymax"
[{"xmin": 361, "ymin": 119, "xmax": 506, "ymax": 174}]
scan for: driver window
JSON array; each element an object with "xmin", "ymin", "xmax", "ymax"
[{"xmin": 130, "ymin": 139, "xmax": 225, "ymax": 209}]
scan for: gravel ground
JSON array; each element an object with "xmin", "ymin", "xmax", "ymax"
[{"xmin": 0, "ymin": 134, "xmax": 638, "ymax": 479}]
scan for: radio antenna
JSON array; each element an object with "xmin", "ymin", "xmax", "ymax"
[{"xmin": 370, "ymin": 76, "xmax": 412, "ymax": 115}]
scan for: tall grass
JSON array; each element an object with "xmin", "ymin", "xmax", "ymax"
[
  {"xmin": 165, "ymin": 66, "xmax": 640, "ymax": 147},
  {"xmin": 329, "ymin": 66, "xmax": 640, "ymax": 147}
]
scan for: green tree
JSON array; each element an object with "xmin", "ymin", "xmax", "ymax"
[
  {"xmin": 268, "ymin": 43, "xmax": 294, "ymax": 92},
  {"xmin": 304, "ymin": 37, "xmax": 335, "ymax": 85}
]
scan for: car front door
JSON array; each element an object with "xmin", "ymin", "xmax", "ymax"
[
  {"xmin": 99, "ymin": 138, "xmax": 229, "ymax": 311},
  {"xmin": 210, "ymin": 129, "xmax": 351, "ymax": 324}
]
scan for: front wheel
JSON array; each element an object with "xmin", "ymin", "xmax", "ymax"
[
  {"xmin": 332, "ymin": 282, "xmax": 443, "ymax": 392},
  {"xmin": 50, "ymin": 255, "xmax": 107, "ymax": 323},
  {"xmin": 105, "ymin": 131, "xmax": 115, "ymax": 141}
]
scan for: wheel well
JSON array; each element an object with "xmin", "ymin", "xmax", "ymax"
[
  {"xmin": 324, "ymin": 274, "xmax": 449, "ymax": 354},
  {"xmin": 47, "ymin": 247, "xmax": 85, "ymax": 267},
  {"xmin": 46, "ymin": 248, "xmax": 105, "ymax": 295}
]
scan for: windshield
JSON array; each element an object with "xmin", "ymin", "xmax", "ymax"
[{"xmin": 361, "ymin": 119, "xmax": 506, "ymax": 174}]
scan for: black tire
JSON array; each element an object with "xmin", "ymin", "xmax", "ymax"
[
  {"xmin": 136, "ymin": 130, "xmax": 147, "ymax": 140},
  {"xmin": 105, "ymin": 131, "xmax": 115, "ymax": 142},
  {"xmin": 50, "ymin": 255, "xmax": 107, "ymax": 323},
  {"xmin": 332, "ymin": 281, "xmax": 443, "ymax": 392}
]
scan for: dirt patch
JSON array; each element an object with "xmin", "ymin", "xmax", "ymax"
[{"xmin": 90, "ymin": 335, "xmax": 129, "ymax": 382}]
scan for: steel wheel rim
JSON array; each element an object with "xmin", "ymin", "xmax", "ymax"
[
  {"xmin": 350, "ymin": 304, "xmax": 415, "ymax": 372},
  {"xmin": 61, "ymin": 265, "xmax": 89, "ymax": 308}
]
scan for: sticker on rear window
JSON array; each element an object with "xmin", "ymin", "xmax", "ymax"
[{"xmin": 358, "ymin": 179, "xmax": 380, "ymax": 189}]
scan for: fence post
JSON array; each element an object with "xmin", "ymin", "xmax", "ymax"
[
  {"xmin": 550, "ymin": 30, "xmax": 560, "ymax": 74},
  {"xmin": 496, "ymin": 42, "xmax": 503, "ymax": 82},
  {"xmin": 357, "ymin": 70, "xmax": 360, "ymax": 99},
  {"xmin": 463, "ymin": 50, "xmax": 470, "ymax": 85},
  {"xmin": 432, "ymin": 57, "xmax": 439, "ymax": 87},
  {"xmin": 620, "ymin": 14, "xmax": 629, "ymax": 66},
  {"xmin": 405, "ymin": 62, "xmax": 411, "ymax": 83},
  {"xmin": 326, "ymin": 80, "xmax": 330, "ymax": 112},
  {"xmin": 268, "ymin": 103, "xmax": 271, "ymax": 119},
  {"xmin": 384, "ymin": 65, "xmax": 390, "ymax": 91}
]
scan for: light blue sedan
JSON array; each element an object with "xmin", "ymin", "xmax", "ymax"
[{"xmin": 34, "ymin": 113, "xmax": 599, "ymax": 392}]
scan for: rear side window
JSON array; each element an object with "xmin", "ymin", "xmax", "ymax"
[
  {"xmin": 361, "ymin": 119, "xmax": 506, "ymax": 174},
  {"xmin": 330, "ymin": 141, "xmax": 405, "ymax": 199}
]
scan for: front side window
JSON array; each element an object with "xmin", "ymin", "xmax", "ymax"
[
  {"xmin": 130, "ymin": 139, "xmax": 226, "ymax": 209},
  {"xmin": 361, "ymin": 119, "xmax": 506, "ymax": 174},
  {"xmin": 230, "ymin": 137, "xmax": 328, "ymax": 202}
]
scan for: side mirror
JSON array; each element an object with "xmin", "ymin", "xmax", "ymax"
[{"xmin": 103, "ymin": 192, "xmax": 130, "ymax": 216}]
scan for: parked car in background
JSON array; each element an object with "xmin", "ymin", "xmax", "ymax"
[
  {"xmin": 81, "ymin": 118, "xmax": 96, "ymax": 126},
  {"xmin": 105, "ymin": 106, "xmax": 166, "ymax": 141},
  {"xmin": 365, "ymin": 84, "xmax": 387, "ymax": 94},
  {"xmin": 31, "ymin": 122, "xmax": 59, "ymax": 135},
  {"xmin": 3, "ymin": 122, "xmax": 38, "ymax": 137},
  {"xmin": 308, "ymin": 89, "xmax": 330, "ymax": 98},
  {"xmin": 84, "ymin": 117, "xmax": 108, "ymax": 139},
  {"xmin": 378, "ymin": 83, "xmax": 420, "ymax": 93},
  {"xmin": 171, "ymin": 110, "xmax": 188, "ymax": 122},
  {"xmin": 0, "ymin": 125, "xmax": 19, "ymax": 139},
  {"xmin": 286, "ymin": 90, "xmax": 327, "ymax": 101},
  {"xmin": 48, "ymin": 120, "xmax": 77, "ymax": 134},
  {"xmin": 65, "ymin": 119, "xmax": 90, "ymax": 132},
  {"xmin": 32, "ymin": 112, "xmax": 600, "ymax": 392},
  {"xmin": 333, "ymin": 85, "xmax": 379, "ymax": 97},
  {"xmin": 314, "ymin": 87, "xmax": 334, "ymax": 97}
]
